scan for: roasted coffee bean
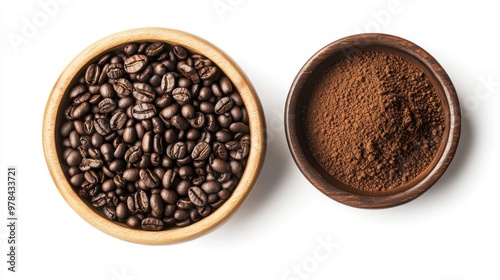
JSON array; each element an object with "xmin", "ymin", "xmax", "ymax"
[
  {"xmin": 141, "ymin": 217, "xmax": 164, "ymax": 231},
  {"xmin": 71, "ymin": 102, "xmax": 91, "ymax": 119},
  {"xmin": 109, "ymin": 111, "xmax": 127, "ymax": 130},
  {"xmin": 191, "ymin": 142, "xmax": 211, "ymax": 161},
  {"xmin": 106, "ymin": 63, "xmax": 124, "ymax": 79},
  {"xmin": 214, "ymin": 97, "xmax": 233, "ymax": 114},
  {"xmin": 98, "ymin": 98, "xmax": 116, "ymax": 114},
  {"xmin": 94, "ymin": 117, "xmax": 111, "ymax": 135},
  {"xmin": 124, "ymin": 54, "xmax": 148, "ymax": 73},
  {"xmin": 82, "ymin": 158, "xmax": 103, "ymax": 169},
  {"xmin": 101, "ymin": 179, "xmax": 116, "ymax": 192},
  {"xmin": 133, "ymin": 82, "xmax": 155, "ymax": 103},
  {"xmin": 139, "ymin": 169, "xmax": 160, "ymax": 188},
  {"xmin": 69, "ymin": 84, "xmax": 87, "ymax": 99},
  {"xmin": 150, "ymin": 193, "xmax": 164, "ymax": 218},
  {"xmin": 160, "ymin": 73, "xmax": 176, "ymax": 94},
  {"xmin": 126, "ymin": 215, "xmax": 141, "ymax": 228},
  {"xmin": 171, "ymin": 115, "xmax": 189, "ymax": 130},
  {"xmin": 153, "ymin": 133, "xmax": 164, "ymax": 154},
  {"xmin": 123, "ymin": 168, "xmax": 140, "ymax": 181},
  {"xmin": 84, "ymin": 170, "xmax": 99, "ymax": 185},
  {"xmin": 168, "ymin": 142, "xmax": 187, "ymax": 160},
  {"xmin": 103, "ymin": 206, "xmax": 116, "ymax": 220},
  {"xmin": 142, "ymin": 131, "xmax": 154, "ymax": 153},
  {"xmin": 116, "ymin": 202, "xmax": 129, "ymax": 220},
  {"xmin": 122, "ymin": 126, "xmax": 137, "ymax": 144},
  {"xmin": 176, "ymin": 180, "xmax": 191, "ymax": 196},
  {"xmin": 211, "ymin": 158, "xmax": 230, "ymax": 173},
  {"xmin": 199, "ymin": 65, "xmax": 217, "ymax": 80},
  {"xmin": 135, "ymin": 190, "xmax": 150, "ymax": 212},
  {"xmin": 219, "ymin": 77, "xmax": 233, "ymax": 94},
  {"xmin": 73, "ymin": 92, "xmax": 91, "ymax": 104},
  {"xmin": 229, "ymin": 122, "xmax": 250, "ymax": 133},
  {"xmin": 145, "ymin": 42, "xmax": 164, "ymax": 57},
  {"xmin": 201, "ymin": 180, "xmax": 221, "ymax": 194},
  {"xmin": 188, "ymin": 186, "xmax": 207, "ymax": 207},
  {"xmin": 85, "ymin": 64, "xmax": 101, "ymax": 85},
  {"xmin": 178, "ymin": 63, "xmax": 200, "ymax": 84},
  {"xmin": 91, "ymin": 192, "xmax": 107, "ymax": 207},
  {"xmin": 172, "ymin": 87, "xmax": 191, "ymax": 103},
  {"xmin": 124, "ymin": 146, "xmax": 142, "ymax": 163},
  {"xmin": 132, "ymin": 103, "xmax": 157, "ymax": 120},
  {"xmin": 173, "ymin": 45, "xmax": 187, "ymax": 60},
  {"xmin": 113, "ymin": 78, "xmax": 133, "ymax": 97}
]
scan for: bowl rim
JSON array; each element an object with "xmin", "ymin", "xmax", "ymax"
[
  {"xmin": 285, "ymin": 33, "xmax": 461, "ymax": 209},
  {"xmin": 42, "ymin": 27, "xmax": 266, "ymax": 244}
]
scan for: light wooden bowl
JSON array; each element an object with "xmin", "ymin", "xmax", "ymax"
[
  {"xmin": 285, "ymin": 33, "xmax": 461, "ymax": 208},
  {"xmin": 43, "ymin": 27, "xmax": 266, "ymax": 244}
]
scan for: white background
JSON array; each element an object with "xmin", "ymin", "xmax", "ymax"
[{"xmin": 1, "ymin": 0, "xmax": 499, "ymax": 279}]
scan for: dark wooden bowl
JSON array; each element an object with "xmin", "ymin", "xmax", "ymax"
[
  {"xmin": 285, "ymin": 33, "xmax": 461, "ymax": 208},
  {"xmin": 43, "ymin": 28, "xmax": 266, "ymax": 244}
]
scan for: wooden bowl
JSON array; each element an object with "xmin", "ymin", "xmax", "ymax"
[
  {"xmin": 43, "ymin": 27, "xmax": 266, "ymax": 244},
  {"xmin": 285, "ymin": 33, "xmax": 461, "ymax": 209}
]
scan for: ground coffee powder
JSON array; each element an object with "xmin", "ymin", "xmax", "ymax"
[{"xmin": 302, "ymin": 50, "xmax": 444, "ymax": 192}]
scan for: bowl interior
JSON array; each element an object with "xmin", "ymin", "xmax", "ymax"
[
  {"xmin": 44, "ymin": 28, "xmax": 266, "ymax": 244},
  {"xmin": 286, "ymin": 34, "xmax": 460, "ymax": 208}
]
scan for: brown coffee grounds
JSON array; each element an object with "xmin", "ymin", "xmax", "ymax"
[{"xmin": 302, "ymin": 50, "xmax": 445, "ymax": 192}]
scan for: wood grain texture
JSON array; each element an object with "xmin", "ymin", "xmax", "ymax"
[
  {"xmin": 285, "ymin": 33, "xmax": 461, "ymax": 209},
  {"xmin": 42, "ymin": 27, "xmax": 266, "ymax": 244}
]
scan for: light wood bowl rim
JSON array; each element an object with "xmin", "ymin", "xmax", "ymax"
[
  {"xmin": 43, "ymin": 27, "xmax": 266, "ymax": 244},
  {"xmin": 285, "ymin": 33, "xmax": 461, "ymax": 209}
]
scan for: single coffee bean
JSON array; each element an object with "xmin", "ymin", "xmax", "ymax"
[
  {"xmin": 141, "ymin": 217, "xmax": 164, "ymax": 231},
  {"xmin": 173, "ymin": 45, "xmax": 187, "ymax": 60},
  {"xmin": 161, "ymin": 73, "xmax": 176, "ymax": 94},
  {"xmin": 168, "ymin": 142, "xmax": 187, "ymax": 160},
  {"xmin": 176, "ymin": 180, "xmax": 191, "ymax": 196},
  {"xmin": 139, "ymin": 169, "xmax": 160, "ymax": 188},
  {"xmin": 142, "ymin": 131, "xmax": 154, "ymax": 153},
  {"xmin": 85, "ymin": 64, "xmax": 101, "ymax": 85},
  {"xmin": 126, "ymin": 215, "xmax": 141, "ymax": 228},
  {"xmin": 132, "ymin": 103, "xmax": 157, "ymax": 120},
  {"xmin": 103, "ymin": 206, "xmax": 117, "ymax": 220},
  {"xmin": 199, "ymin": 66, "xmax": 217, "ymax": 80},
  {"xmin": 94, "ymin": 117, "xmax": 111, "ymax": 135},
  {"xmin": 170, "ymin": 115, "xmax": 189, "ymax": 130},
  {"xmin": 122, "ymin": 168, "xmax": 140, "ymax": 182},
  {"xmin": 153, "ymin": 133, "xmax": 164, "ymax": 154},
  {"xmin": 145, "ymin": 42, "xmax": 164, "ymax": 57},
  {"xmin": 211, "ymin": 158, "xmax": 231, "ymax": 173},
  {"xmin": 219, "ymin": 77, "xmax": 233, "ymax": 94},
  {"xmin": 82, "ymin": 158, "xmax": 103, "ymax": 169},
  {"xmin": 133, "ymin": 82, "xmax": 155, "ymax": 103},
  {"xmin": 214, "ymin": 97, "xmax": 233, "ymax": 114},
  {"xmin": 178, "ymin": 63, "xmax": 200, "ymax": 84},
  {"xmin": 201, "ymin": 180, "xmax": 221, "ymax": 194},
  {"xmin": 116, "ymin": 202, "xmax": 129, "ymax": 220},
  {"xmin": 98, "ymin": 98, "xmax": 116, "ymax": 114},
  {"xmin": 91, "ymin": 192, "xmax": 107, "ymax": 207},
  {"xmin": 113, "ymin": 78, "xmax": 133, "ymax": 97},
  {"xmin": 172, "ymin": 87, "xmax": 191, "ymax": 103},
  {"xmin": 124, "ymin": 54, "xmax": 148, "ymax": 73},
  {"xmin": 191, "ymin": 142, "xmax": 211, "ymax": 161},
  {"xmin": 188, "ymin": 186, "xmax": 207, "ymax": 207},
  {"xmin": 150, "ymin": 193, "xmax": 164, "ymax": 218},
  {"xmin": 106, "ymin": 63, "xmax": 124, "ymax": 79},
  {"xmin": 109, "ymin": 111, "xmax": 127, "ymax": 130}
]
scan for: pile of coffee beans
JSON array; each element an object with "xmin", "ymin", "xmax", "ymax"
[{"xmin": 58, "ymin": 41, "xmax": 250, "ymax": 231}]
